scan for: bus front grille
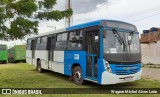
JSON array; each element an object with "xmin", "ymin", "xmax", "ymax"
[{"xmin": 110, "ymin": 64, "xmax": 141, "ymax": 75}]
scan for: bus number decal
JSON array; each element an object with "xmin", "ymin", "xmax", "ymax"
[{"xmin": 74, "ymin": 54, "xmax": 79, "ymax": 60}]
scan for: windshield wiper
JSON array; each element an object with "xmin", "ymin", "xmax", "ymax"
[
  {"xmin": 112, "ymin": 29, "xmax": 124, "ymax": 45},
  {"xmin": 112, "ymin": 29, "xmax": 126, "ymax": 51}
]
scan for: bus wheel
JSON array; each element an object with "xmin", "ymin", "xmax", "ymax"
[
  {"xmin": 73, "ymin": 66, "xmax": 84, "ymax": 85},
  {"xmin": 37, "ymin": 61, "xmax": 43, "ymax": 73},
  {"xmin": 3, "ymin": 61, "xmax": 7, "ymax": 64}
]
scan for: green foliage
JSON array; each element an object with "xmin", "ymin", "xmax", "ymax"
[
  {"xmin": 8, "ymin": 17, "xmax": 38, "ymax": 40},
  {"xmin": 0, "ymin": 0, "xmax": 73, "ymax": 40},
  {"xmin": 36, "ymin": 8, "xmax": 73, "ymax": 21}
]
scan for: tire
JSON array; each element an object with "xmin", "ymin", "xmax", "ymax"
[
  {"xmin": 8, "ymin": 59, "xmax": 10, "ymax": 63},
  {"xmin": 73, "ymin": 66, "xmax": 84, "ymax": 85},
  {"xmin": 37, "ymin": 61, "xmax": 44, "ymax": 73},
  {"xmin": 23, "ymin": 60, "xmax": 26, "ymax": 63},
  {"xmin": 3, "ymin": 61, "xmax": 7, "ymax": 64}
]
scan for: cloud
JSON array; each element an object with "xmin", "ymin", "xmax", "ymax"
[
  {"xmin": 54, "ymin": 0, "xmax": 108, "ymax": 14},
  {"xmin": 72, "ymin": 0, "xmax": 108, "ymax": 14}
]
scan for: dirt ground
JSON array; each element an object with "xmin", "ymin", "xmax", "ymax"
[{"xmin": 142, "ymin": 68, "xmax": 160, "ymax": 80}]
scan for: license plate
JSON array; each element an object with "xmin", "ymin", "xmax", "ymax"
[{"xmin": 124, "ymin": 76, "xmax": 133, "ymax": 81}]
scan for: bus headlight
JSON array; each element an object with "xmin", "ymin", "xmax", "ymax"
[{"xmin": 103, "ymin": 60, "xmax": 112, "ymax": 73}]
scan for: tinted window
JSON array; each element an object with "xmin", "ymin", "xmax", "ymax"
[
  {"xmin": 67, "ymin": 30, "xmax": 84, "ymax": 50},
  {"xmin": 27, "ymin": 39, "xmax": 31, "ymax": 50},
  {"xmin": 57, "ymin": 34, "xmax": 62, "ymax": 41},
  {"xmin": 0, "ymin": 45, "xmax": 6, "ymax": 51},
  {"xmin": 41, "ymin": 37, "xmax": 47, "ymax": 44},
  {"xmin": 39, "ymin": 36, "xmax": 47, "ymax": 50},
  {"xmin": 37, "ymin": 37, "xmax": 41, "ymax": 43},
  {"xmin": 36, "ymin": 37, "xmax": 41, "ymax": 49},
  {"xmin": 55, "ymin": 41, "xmax": 67, "ymax": 50},
  {"xmin": 62, "ymin": 33, "xmax": 68, "ymax": 41},
  {"xmin": 55, "ymin": 32, "xmax": 68, "ymax": 51}
]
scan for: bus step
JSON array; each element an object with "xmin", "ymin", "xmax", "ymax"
[{"xmin": 84, "ymin": 78, "xmax": 98, "ymax": 83}]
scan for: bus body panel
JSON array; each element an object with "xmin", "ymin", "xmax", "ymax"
[
  {"xmin": 35, "ymin": 50, "xmax": 48, "ymax": 69},
  {"xmin": 0, "ymin": 51, "xmax": 8, "ymax": 61},
  {"xmin": 34, "ymin": 50, "xmax": 65, "ymax": 73},
  {"xmin": 97, "ymin": 58, "xmax": 105, "ymax": 84},
  {"xmin": 0, "ymin": 45, "xmax": 8, "ymax": 62},
  {"xmin": 14, "ymin": 45, "xmax": 26, "ymax": 61},
  {"xmin": 52, "ymin": 51, "xmax": 64, "ymax": 74},
  {"xmin": 51, "ymin": 62, "xmax": 64, "ymax": 74},
  {"xmin": 101, "ymin": 68, "xmax": 142, "ymax": 85},
  {"xmin": 26, "ymin": 50, "xmax": 32, "ymax": 64},
  {"xmin": 64, "ymin": 51, "xmax": 86, "ymax": 78},
  {"xmin": 8, "ymin": 45, "xmax": 26, "ymax": 62},
  {"xmin": 53, "ymin": 51, "xmax": 64, "ymax": 63},
  {"xmin": 35, "ymin": 50, "xmax": 48, "ymax": 61}
]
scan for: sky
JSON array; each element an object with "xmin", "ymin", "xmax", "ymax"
[{"xmin": 1, "ymin": 0, "xmax": 160, "ymax": 47}]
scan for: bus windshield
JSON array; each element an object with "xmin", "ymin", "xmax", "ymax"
[
  {"xmin": 0, "ymin": 45, "xmax": 6, "ymax": 51},
  {"xmin": 103, "ymin": 30, "xmax": 140, "ymax": 54}
]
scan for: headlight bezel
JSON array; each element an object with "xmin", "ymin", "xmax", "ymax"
[{"xmin": 103, "ymin": 60, "xmax": 112, "ymax": 73}]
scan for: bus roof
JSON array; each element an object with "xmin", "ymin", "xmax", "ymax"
[
  {"xmin": 66, "ymin": 19, "xmax": 136, "ymax": 31},
  {"xmin": 27, "ymin": 19, "xmax": 136, "ymax": 40},
  {"xmin": 28, "ymin": 28, "xmax": 66, "ymax": 39}
]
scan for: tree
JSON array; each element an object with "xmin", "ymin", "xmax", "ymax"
[{"xmin": 0, "ymin": 0, "xmax": 72, "ymax": 40}]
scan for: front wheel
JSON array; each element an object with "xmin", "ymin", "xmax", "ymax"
[{"xmin": 73, "ymin": 66, "xmax": 84, "ymax": 85}]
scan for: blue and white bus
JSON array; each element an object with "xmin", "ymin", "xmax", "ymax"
[{"xmin": 26, "ymin": 20, "xmax": 141, "ymax": 85}]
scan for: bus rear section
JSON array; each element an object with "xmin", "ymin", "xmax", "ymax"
[
  {"xmin": 26, "ymin": 20, "xmax": 141, "ymax": 85},
  {"xmin": 0, "ymin": 44, "xmax": 8, "ymax": 64},
  {"xmin": 8, "ymin": 45, "xmax": 26, "ymax": 63}
]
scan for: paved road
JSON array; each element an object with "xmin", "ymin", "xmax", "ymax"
[{"xmin": 142, "ymin": 68, "xmax": 160, "ymax": 80}]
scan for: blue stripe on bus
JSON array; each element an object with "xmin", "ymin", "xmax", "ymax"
[
  {"xmin": 66, "ymin": 20, "xmax": 101, "ymax": 31},
  {"xmin": 66, "ymin": 19, "xmax": 136, "ymax": 31}
]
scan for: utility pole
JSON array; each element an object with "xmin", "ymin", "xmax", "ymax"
[{"xmin": 65, "ymin": 0, "xmax": 73, "ymax": 27}]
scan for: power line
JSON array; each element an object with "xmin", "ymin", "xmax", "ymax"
[
  {"xmin": 131, "ymin": 12, "xmax": 160, "ymax": 23},
  {"xmin": 122, "ymin": 6, "xmax": 160, "ymax": 20}
]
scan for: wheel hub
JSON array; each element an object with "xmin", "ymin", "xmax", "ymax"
[{"xmin": 75, "ymin": 71, "xmax": 81, "ymax": 81}]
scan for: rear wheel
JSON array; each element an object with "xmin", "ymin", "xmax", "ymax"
[
  {"xmin": 73, "ymin": 66, "xmax": 84, "ymax": 85},
  {"xmin": 37, "ymin": 61, "xmax": 44, "ymax": 73},
  {"xmin": 3, "ymin": 61, "xmax": 7, "ymax": 64}
]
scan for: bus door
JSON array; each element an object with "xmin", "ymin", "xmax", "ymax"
[
  {"xmin": 31, "ymin": 39, "xmax": 36, "ymax": 65},
  {"xmin": 47, "ymin": 37, "xmax": 55, "ymax": 70},
  {"xmin": 86, "ymin": 30, "xmax": 99, "ymax": 80}
]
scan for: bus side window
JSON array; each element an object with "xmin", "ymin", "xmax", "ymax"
[
  {"xmin": 55, "ymin": 33, "xmax": 68, "ymax": 51},
  {"xmin": 27, "ymin": 39, "xmax": 31, "ymax": 50},
  {"xmin": 67, "ymin": 30, "xmax": 83, "ymax": 50},
  {"xmin": 39, "ymin": 36, "xmax": 47, "ymax": 50},
  {"xmin": 36, "ymin": 37, "xmax": 41, "ymax": 50}
]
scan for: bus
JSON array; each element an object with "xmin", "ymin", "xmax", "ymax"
[
  {"xmin": 8, "ymin": 45, "xmax": 26, "ymax": 63},
  {"xmin": 26, "ymin": 20, "xmax": 141, "ymax": 85},
  {"xmin": 0, "ymin": 44, "xmax": 8, "ymax": 64}
]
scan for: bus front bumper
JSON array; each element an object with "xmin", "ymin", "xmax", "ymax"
[{"xmin": 101, "ymin": 69, "xmax": 142, "ymax": 85}]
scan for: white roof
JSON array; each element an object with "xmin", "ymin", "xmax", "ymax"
[{"xmin": 28, "ymin": 28, "xmax": 66, "ymax": 39}]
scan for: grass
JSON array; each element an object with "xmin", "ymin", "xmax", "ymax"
[{"xmin": 0, "ymin": 63, "xmax": 160, "ymax": 97}]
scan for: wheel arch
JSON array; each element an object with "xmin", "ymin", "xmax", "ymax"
[{"xmin": 72, "ymin": 63, "xmax": 81, "ymax": 75}]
